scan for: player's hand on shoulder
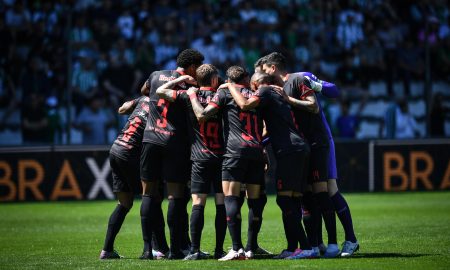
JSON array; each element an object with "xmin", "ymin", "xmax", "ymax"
[
  {"xmin": 304, "ymin": 76, "xmax": 322, "ymax": 92},
  {"xmin": 179, "ymin": 75, "xmax": 197, "ymax": 85},
  {"xmin": 187, "ymin": 87, "xmax": 199, "ymax": 96},
  {"xmin": 271, "ymin": 85, "xmax": 288, "ymax": 99},
  {"xmin": 217, "ymin": 82, "xmax": 231, "ymax": 90}
]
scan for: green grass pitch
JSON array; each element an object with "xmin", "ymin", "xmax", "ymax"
[{"xmin": 1, "ymin": 192, "xmax": 449, "ymax": 270}]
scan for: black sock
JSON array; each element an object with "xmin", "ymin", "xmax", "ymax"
[
  {"xmin": 180, "ymin": 193, "xmax": 191, "ymax": 250},
  {"xmin": 152, "ymin": 198, "xmax": 169, "ymax": 253},
  {"xmin": 238, "ymin": 190, "xmax": 246, "ymax": 208},
  {"xmin": 331, "ymin": 192, "xmax": 357, "ymax": 242},
  {"xmin": 190, "ymin": 204, "xmax": 205, "ymax": 252},
  {"xmin": 103, "ymin": 204, "xmax": 129, "ymax": 252},
  {"xmin": 215, "ymin": 204, "xmax": 226, "ymax": 252},
  {"xmin": 316, "ymin": 192, "xmax": 337, "ymax": 244},
  {"xmin": 301, "ymin": 192, "xmax": 318, "ymax": 247},
  {"xmin": 246, "ymin": 198, "xmax": 263, "ymax": 251},
  {"xmin": 276, "ymin": 196, "xmax": 299, "ymax": 251},
  {"xmin": 317, "ymin": 213, "xmax": 324, "ymax": 245},
  {"xmin": 224, "ymin": 196, "xmax": 243, "ymax": 251},
  {"xmin": 293, "ymin": 196, "xmax": 311, "ymax": 250},
  {"xmin": 167, "ymin": 198, "xmax": 183, "ymax": 253},
  {"xmin": 141, "ymin": 195, "xmax": 155, "ymax": 252}
]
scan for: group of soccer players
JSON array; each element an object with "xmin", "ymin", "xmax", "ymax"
[{"xmin": 99, "ymin": 49, "xmax": 360, "ymax": 261}]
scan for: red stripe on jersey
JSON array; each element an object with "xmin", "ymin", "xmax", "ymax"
[
  {"xmin": 200, "ymin": 87, "xmax": 216, "ymax": 91},
  {"xmin": 208, "ymin": 102, "xmax": 220, "ymax": 109}
]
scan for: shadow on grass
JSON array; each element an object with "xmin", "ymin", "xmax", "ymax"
[{"xmin": 350, "ymin": 252, "xmax": 432, "ymax": 259}]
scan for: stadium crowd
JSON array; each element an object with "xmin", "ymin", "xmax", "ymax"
[{"xmin": 0, "ymin": 0, "xmax": 449, "ymax": 145}]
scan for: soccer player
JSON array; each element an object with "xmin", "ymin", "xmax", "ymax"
[
  {"xmin": 299, "ymin": 72, "xmax": 359, "ymax": 256},
  {"xmin": 155, "ymin": 64, "xmax": 227, "ymax": 260},
  {"xmin": 99, "ymin": 96, "xmax": 149, "ymax": 259},
  {"xmin": 227, "ymin": 72, "xmax": 316, "ymax": 259},
  {"xmin": 189, "ymin": 66, "xmax": 265, "ymax": 261},
  {"xmin": 139, "ymin": 49, "xmax": 204, "ymax": 260},
  {"xmin": 261, "ymin": 52, "xmax": 340, "ymax": 258}
]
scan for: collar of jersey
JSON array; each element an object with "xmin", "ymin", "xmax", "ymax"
[{"xmin": 199, "ymin": 87, "xmax": 216, "ymax": 91}]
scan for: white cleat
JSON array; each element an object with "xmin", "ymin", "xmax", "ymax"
[
  {"xmin": 341, "ymin": 241, "xmax": 359, "ymax": 257},
  {"xmin": 244, "ymin": 250, "xmax": 254, "ymax": 259},
  {"xmin": 218, "ymin": 248, "xmax": 246, "ymax": 261}
]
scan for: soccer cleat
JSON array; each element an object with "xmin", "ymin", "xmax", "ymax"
[
  {"xmin": 218, "ymin": 248, "xmax": 246, "ymax": 261},
  {"xmin": 152, "ymin": 249, "xmax": 165, "ymax": 260},
  {"xmin": 288, "ymin": 248, "xmax": 302, "ymax": 257},
  {"xmin": 214, "ymin": 249, "xmax": 226, "ymax": 259},
  {"xmin": 273, "ymin": 249, "xmax": 294, "ymax": 259},
  {"xmin": 183, "ymin": 251, "xmax": 209, "ymax": 260},
  {"xmin": 167, "ymin": 251, "xmax": 185, "ymax": 260},
  {"xmin": 341, "ymin": 241, "xmax": 359, "ymax": 257},
  {"xmin": 285, "ymin": 249, "xmax": 318, "ymax": 260},
  {"xmin": 318, "ymin": 243, "xmax": 327, "ymax": 255},
  {"xmin": 99, "ymin": 250, "xmax": 123, "ymax": 259},
  {"xmin": 253, "ymin": 246, "xmax": 273, "ymax": 255},
  {"xmin": 139, "ymin": 250, "xmax": 153, "ymax": 260},
  {"xmin": 312, "ymin": 246, "xmax": 320, "ymax": 256},
  {"xmin": 244, "ymin": 250, "xmax": 254, "ymax": 259},
  {"xmin": 323, "ymin": 244, "xmax": 340, "ymax": 258}
]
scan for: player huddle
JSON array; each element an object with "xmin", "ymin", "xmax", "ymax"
[{"xmin": 99, "ymin": 49, "xmax": 359, "ymax": 261}]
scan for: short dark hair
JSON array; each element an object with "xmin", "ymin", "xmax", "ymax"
[
  {"xmin": 196, "ymin": 64, "xmax": 218, "ymax": 87},
  {"xmin": 264, "ymin": 52, "xmax": 287, "ymax": 71},
  {"xmin": 226, "ymin": 66, "xmax": 249, "ymax": 84},
  {"xmin": 251, "ymin": 72, "xmax": 275, "ymax": 85},
  {"xmin": 176, "ymin": 49, "xmax": 204, "ymax": 69},
  {"xmin": 254, "ymin": 55, "xmax": 267, "ymax": 69}
]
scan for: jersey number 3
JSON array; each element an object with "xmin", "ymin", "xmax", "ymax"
[{"xmin": 156, "ymin": 99, "xmax": 169, "ymax": 128}]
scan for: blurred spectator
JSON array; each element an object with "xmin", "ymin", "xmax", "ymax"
[
  {"xmin": 117, "ymin": 10, "xmax": 134, "ymax": 40},
  {"xmin": 101, "ymin": 55, "xmax": 141, "ymax": 108},
  {"xmin": 360, "ymin": 34, "xmax": 386, "ymax": 83},
  {"xmin": 73, "ymin": 96, "xmax": 114, "ymax": 144},
  {"xmin": 397, "ymin": 37, "xmax": 424, "ymax": 96},
  {"xmin": 336, "ymin": 100, "xmax": 359, "ymax": 138},
  {"xmin": 70, "ymin": 15, "xmax": 93, "ymax": 51},
  {"xmin": 430, "ymin": 93, "xmax": 448, "ymax": 137},
  {"xmin": 336, "ymin": 12, "xmax": 364, "ymax": 51},
  {"xmin": 21, "ymin": 93, "xmax": 49, "ymax": 144},
  {"xmin": 384, "ymin": 99, "xmax": 421, "ymax": 139},
  {"xmin": 436, "ymin": 36, "xmax": 450, "ymax": 80},
  {"xmin": 20, "ymin": 57, "xmax": 51, "ymax": 99},
  {"xmin": 71, "ymin": 57, "xmax": 99, "ymax": 113}
]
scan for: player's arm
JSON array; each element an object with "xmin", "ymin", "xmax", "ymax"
[
  {"xmin": 186, "ymin": 87, "xmax": 219, "ymax": 123},
  {"xmin": 156, "ymin": 75, "xmax": 196, "ymax": 102},
  {"xmin": 141, "ymin": 80, "xmax": 150, "ymax": 96},
  {"xmin": 227, "ymin": 83, "xmax": 260, "ymax": 111},
  {"xmin": 286, "ymin": 92, "xmax": 319, "ymax": 114},
  {"xmin": 118, "ymin": 98, "xmax": 139, "ymax": 114},
  {"xmin": 303, "ymin": 72, "xmax": 340, "ymax": 98}
]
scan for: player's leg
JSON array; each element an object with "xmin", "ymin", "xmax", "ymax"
[
  {"xmin": 139, "ymin": 143, "xmax": 163, "ymax": 260},
  {"xmin": 100, "ymin": 154, "xmax": 135, "ymax": 259},
  {"xmin": 327, "ymin": 139, "xmax": 359, "ymax": 256},
  {"xmin": 274, "ymin": 152, "xmax": 311, "ymax": 259},
  {"xmin": 218, "ymin": 158, "xmax": 245, "ymax": 261},
  {"xmin": 163, "ymin": 146, "xmax": 191, "ymax": 260},
  {"xmin": 301, "ymin": 184, "xmax": 320, "ymax": 253},
  {"xmin": 244, "ymin": 160, "xmax": 265, "ymax": 259},
  {"xmin": 151, "ymin": 184, "xmax": 168, "ymax": 259},
  {"xmin": 311, "ymin": 147, "xmax": 338, "ymax": 258},
  {"xmin": 184, "ymin": 161, "xmax": 210, "ymax": 260},
  {"xmin": 212, "ymin": 161, "xmax": 227, "ymax": 259}
]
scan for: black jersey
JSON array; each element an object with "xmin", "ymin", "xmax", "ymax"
[
  {"xmin": 283, "ymin": 73, "xmax": 329, "ymax": 148},
  {"xmin": 254, "ymin": 85, "xmax": 308, "ymax": 156},
  {"xmin": 111, "ymin": 96, "xmax": 149, "ymax": 160},
  {"xmin": 142, "ymin": 70, "xmax": 193, "ymax": 149},
  {"xmin": 210, "ymin": 85, "xmax": 263, "ymax": 161},
  {"xmin": 178, "ymin": 87, "xmax": 224, "ymax": 162}
]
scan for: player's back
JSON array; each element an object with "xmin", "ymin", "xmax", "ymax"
[
  {"xmin": 211, "ymin": 85, "xmax": 263, "ymax": 160},
  {"xmin": 182, "ymin": 87, "xmax": 224, "ymax": 162},
  {"xmin": 112, "ymin": 96, "xmax": 150, "ymax": 160},
  {"xmin": 284, "ymin": 73, "xmax": 329, "ymax": 148},
  {"xmin": 143, "ymin": 70, "xmax": 193, "ymax": 148},
  {"xmin": 255, "ymin": 85, "xmax": 308, "ymax": 156}
]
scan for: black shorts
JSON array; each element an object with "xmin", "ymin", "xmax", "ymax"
[
  {"xmin": 140, "ymin": 142, "xmax": 190, "ymax": 183},
  {"xmin": 276, "ymin": 151, "xmax": 308, "ymax": 193},
  {"xmin": 308, "ymin": 147, "xmax": 329, "ymax": 184},
  {"xmin": 110, "ymin": 153, "xmax": 140, "ymax": 193},
  {"xmin": 191, "ymin": 160, "xmax": 222, "ymax": 194},
  {"xmin": 222, "ymin": 157, "xmax": 265, "ymax": 185}
]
